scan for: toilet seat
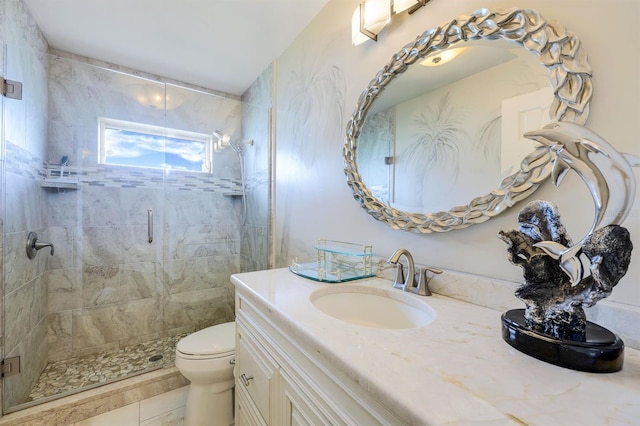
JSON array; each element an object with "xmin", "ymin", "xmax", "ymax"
[{"xmin": 176, "ymin": 321, "xmax": 235, "ymax": 359}]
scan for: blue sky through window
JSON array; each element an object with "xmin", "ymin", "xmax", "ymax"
[{"xmin": 101, "ymin": 122, "xmax": 211, "ymax": 172}]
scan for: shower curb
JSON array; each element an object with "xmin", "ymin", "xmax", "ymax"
[{"xmin": 0, "ymin": 367, "xmax": 188, "ymax": 425}]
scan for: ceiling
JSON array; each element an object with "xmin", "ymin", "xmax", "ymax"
[{"xmin": 23, "ymin": 0, "xmax": 331, "ymax": 96}]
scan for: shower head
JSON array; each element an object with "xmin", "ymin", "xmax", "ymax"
[
  {"xmin": 229, "ymin": 139, "xmax": 255, "ymax": 154},
  {"xmin": 212, "ymin": 130, "xmax": 230, "ymax": 144},
  {"xmin": 212, "ymin": 130, "xmax": 253, "ymax": 153}
]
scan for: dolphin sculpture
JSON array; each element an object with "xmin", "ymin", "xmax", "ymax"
[{"xmin": 523, "ymin": 121, "xmax": 640, "ymax": 285}]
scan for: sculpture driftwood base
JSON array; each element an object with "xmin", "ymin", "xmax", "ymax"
[{"xmin": 502, "ymin": 309, "xmax": 624, "ymax": 373}]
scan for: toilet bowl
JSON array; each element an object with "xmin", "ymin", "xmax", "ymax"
[{"xmin": 175, "ymin": 321, "xmax": 236, "ymax": 426}]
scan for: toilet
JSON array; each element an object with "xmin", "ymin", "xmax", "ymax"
[{"xmin": 175, "ymin": 321, "xmax": 236, "ymax": 426}]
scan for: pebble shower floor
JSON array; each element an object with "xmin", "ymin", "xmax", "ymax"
[{"xmin": 27, "ymin": 333, "xmax": 188, "ymax": 402}]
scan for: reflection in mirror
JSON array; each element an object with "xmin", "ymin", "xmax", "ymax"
[
  {"xmin": 345, "ymin": 8, "xmax": 592, "ymax": 233},
  {"xmin": 358, "ymin": 39, "xmax": 552, "ymax": 212}
]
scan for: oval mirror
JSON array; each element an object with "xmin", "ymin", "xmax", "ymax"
[{"xmin": 344, "ymin": 8, "xmax": 592, "ymax": 233}]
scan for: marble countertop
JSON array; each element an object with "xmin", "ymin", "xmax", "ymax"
[{"xmin": 231, "ymin": 268, "xmax": 640, "ymax": 425}]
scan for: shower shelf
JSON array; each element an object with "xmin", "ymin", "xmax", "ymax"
[
  {"xmin": 41, "ymin": 165, "xmax": 80, "ymax": 190},
  {"xmin": 41, "ymin": 179, "xmax": 79, "ymax": 190},
  {"xmin": 223, "ymin": 192, "xmax": 243, "ymax": 197}
]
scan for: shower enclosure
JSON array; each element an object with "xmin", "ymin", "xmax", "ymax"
[{"xmin": 1, "ymin": 47, "xmax": 270, "ymax": 413}]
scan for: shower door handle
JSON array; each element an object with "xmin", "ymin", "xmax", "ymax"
[{"xmin": 148, "ymin": 209, "xmax": 153, "ymax": 243}]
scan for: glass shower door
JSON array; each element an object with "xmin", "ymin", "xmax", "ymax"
[
  {"xmin": 1, "ymin": 45, "xmax": 270, "ymax": 415},
  {"xmin": 1, "ymin": 54, "xmax": 173, "ymax": 412},
  {"xmin": 159, "ymin": 83, "xmax": 240, "ymax": 341}
]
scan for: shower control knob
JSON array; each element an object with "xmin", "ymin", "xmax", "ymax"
[{"xmin": 26, "ymin": 232, "xmax": 54, "ymax": 259}]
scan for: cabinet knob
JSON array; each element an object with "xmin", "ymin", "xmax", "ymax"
[{"xmin": 240, "ymin": 373, "xmax": 253, "ymax": 386}]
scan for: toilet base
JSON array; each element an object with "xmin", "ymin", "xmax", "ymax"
[{"xmin": 184, "ymin": 383, "xmax": 234, "ymax": 426}]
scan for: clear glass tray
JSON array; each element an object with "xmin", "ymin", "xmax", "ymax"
[{"xmin": 289, "ymin": 240, "xmax": 376, "ymax": 283}]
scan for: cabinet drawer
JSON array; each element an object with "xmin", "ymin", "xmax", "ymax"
[{"xmin": 237, "ymin": 322, "xmax": 277, "ymax": 424}]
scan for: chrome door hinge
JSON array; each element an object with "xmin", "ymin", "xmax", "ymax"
[
  {"xmin": 1, "ymin": 78, "xmax": 23, "ymax": 100},
  {"xmin": 1, "ymin": 356, "xmax": 21, "ymax": 377}
]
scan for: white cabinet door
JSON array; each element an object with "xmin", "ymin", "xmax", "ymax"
[
  {"xmin": 235, "ymin": 384, "xmax": 267, "ymax": 426},
  {"xmin": 236, "ymin": 321, "xmax": 279, "ymax": 425},
  {"xmin": 281, "ymin": 370, "xmax": 337, "ymax": 426}
]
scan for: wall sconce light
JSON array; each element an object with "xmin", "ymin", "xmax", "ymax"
[
  {"xmin": 393, "ymin": 0, "xmax": 428, "ymax": 14},
  {"xmin": 352, "ymin": 0, "xmax": 390, "ymax": 45},
  {"xmin": 352, "ymin": 0, "xmax": 430, "ymax": 45}
]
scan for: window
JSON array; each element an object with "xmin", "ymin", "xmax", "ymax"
[{"xmin": 98, "ymin": 118, "xmax": 213, "ymax": 173}]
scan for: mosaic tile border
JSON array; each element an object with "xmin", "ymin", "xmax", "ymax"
[
  {"xmin": 53, "ymin": 164, "xmax": 243, "ymax": 192},
  {"xmin": 6, "ymin": 142, "xmax": 243, "ymax": 193}
]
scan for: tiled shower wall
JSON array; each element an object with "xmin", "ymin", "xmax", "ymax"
[
  {"xmin": 3, "ymin": 148, "xmax": 49, "ymax": 410},
  {"xmin": 1, "ymin": 0, "xmax": 51, "ymax": 410}
]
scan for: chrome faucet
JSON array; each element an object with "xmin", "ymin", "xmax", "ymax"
[
  {"xmin": 387, "ymin": 248, "xmax": 415, "ymax": 292},
  {"xmin": 387, "ymin": 248, "xmax": 443, "ymax": 296}
]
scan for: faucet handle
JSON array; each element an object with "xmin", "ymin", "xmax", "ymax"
[
  {"xmin": 413, "ymin": 267, "xmax": 443, "ymax": 296},
  {"xmin": 392, "ymin": 263, "xmax": 405, "ymax": 290},
  {"xmin": 424, "ymin": 267, "xmax": 443, "ymax": 275}
]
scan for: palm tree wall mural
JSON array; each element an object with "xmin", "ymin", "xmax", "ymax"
[
  {"xmin": 276, "ymin": 50, "xmax": 346, "ymax": 266},
  {"xmin": 394, "ymin": 92, "xmax": 467, "ymax": 209}
]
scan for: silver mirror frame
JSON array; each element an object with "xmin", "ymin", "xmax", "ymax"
[{"xmin": 344, "ymin": 8, "xmax": 592, "ymax": 233}]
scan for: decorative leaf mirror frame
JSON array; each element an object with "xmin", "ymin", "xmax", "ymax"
[{"xmin": 344, "ymin": 8, "xmax": 592, "ymax": 233}]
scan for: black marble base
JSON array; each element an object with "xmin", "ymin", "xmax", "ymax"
[{"xmin": 501, "ymin": 309, "xmax": 624, "ymax": 373}]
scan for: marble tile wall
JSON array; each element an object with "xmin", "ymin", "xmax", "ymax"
[{"xmin": 1, "ymin": 0, "xmax": 50, "ymax": 410}]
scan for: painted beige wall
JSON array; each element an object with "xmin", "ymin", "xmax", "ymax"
[{"xmin": 273, "ymin": 0, "xmax": 640, "ymax": 310}]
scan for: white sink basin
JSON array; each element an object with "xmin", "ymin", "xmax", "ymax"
[{"xmin": 310, "ymin": 284, "xmax": 436, "ymax": 329}]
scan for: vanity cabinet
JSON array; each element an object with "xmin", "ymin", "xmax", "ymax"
[{"xmin": 234, "ymin": 291, "xmax": 406, "ymax": 425}]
